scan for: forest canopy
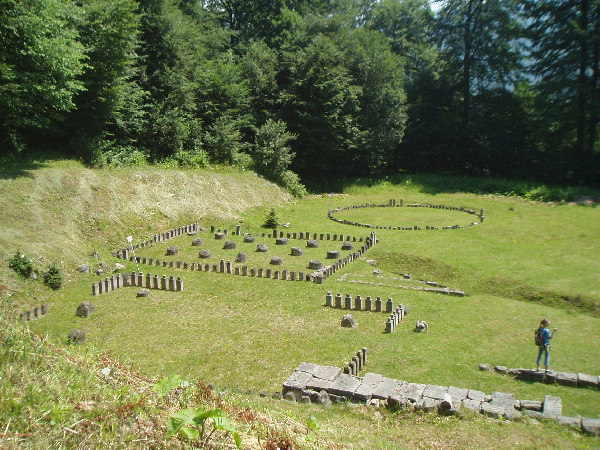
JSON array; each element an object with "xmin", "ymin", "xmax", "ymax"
[{"xmin": 1, "ymin": 0, "xmax": 598, "ymax": 189}]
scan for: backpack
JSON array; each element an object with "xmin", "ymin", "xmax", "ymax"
[{"xmin": 534, "ymin": 327, "xmax": 544, "ymax": 346}]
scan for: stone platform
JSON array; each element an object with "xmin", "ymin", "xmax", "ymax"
[{"xmin": 282, "ymin": 363, "xmax": 600, "ymax": 436}]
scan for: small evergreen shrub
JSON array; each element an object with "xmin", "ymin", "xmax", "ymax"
[
  {"xmin": 8, "ymin": 252, "xmax": 35, "ymax": 278},
  {"xmin": 43, "ymin": 263, "xmax": 63, "ymax": 290},
  {"xmin": 264, "ymin": 208, "xmax": 279, "ymax": 228}
]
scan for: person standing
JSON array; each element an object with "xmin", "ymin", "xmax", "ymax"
[{"xmin": 536, "ymin": 318, "xmax": 558, "ymax": 372}]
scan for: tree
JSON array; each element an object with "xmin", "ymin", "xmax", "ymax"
[
  {"xmin": 525, "ymin": 0, "xmax": 600, "ymax": 184},
  {"xmin": 0, "ymin": 0, "xmax": 85, "ymax": 153},
  {"xmin": 253, "ymin": 119, "xmax": 296, "ymax": 179},
  {"xmin": 68, "ymin": 0, "xmax": 146, "ymax": 162}
]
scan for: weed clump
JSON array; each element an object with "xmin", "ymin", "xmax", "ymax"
[
  {"xmin": 43, "ymin": 263, "xmax": 63, "ymax": 290},
  {"xmin": 8, "ymin": 252, "xmax": 35, "ymax": 278}
]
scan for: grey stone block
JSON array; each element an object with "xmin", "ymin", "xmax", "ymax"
[
  {"xmin": 296, "ymin": 362, "xmax": 320, "ymax": 375},
  {"xmin": 513, "ymin": 368, "xmax": 533, "ymax": 381},
  {"xmin": 582, "ymin": 418, "xmax": 600, "ymax": 436},
  {"xmin": 531, "ymin": 371, "xmax": 546, "ymax": 383},
  {"xmin": 314, "ymin": 365, "xmax": 343, "ymax": 381},
  {"xmin": 415, "ymin": 396, "xmax": 439, "ymax": 412},
  {"xmin": 306, "ymin": 377, "xmax": 332, "ymax": 392},
  {"xmin": 578, "ymin": 373, "xmax": 599, "ymax": 388},
  {"xmin": 494, "ymin": 365, "xmax": 508, "ymax": 374},
  {"xmin": 282, "ymin": 370, "xmax": 313, "ymax": 394},
  {"xmin": 557, "ymin": 416, "xmax": 582, "ymax": 429},
  {"xmin": 525, "ymin": 410, "xmax": 556, "ymax": 421},
  {"xmin": 542, "ymin": 395, "xmax": 562, "ymax": 417},
  {"xmin": 481, "ymin": 402, "xmax": 505, "ymax": 419},
  {"xmin": 556, "ymin": 372, "xmax": 578, "ymax": 387},
  {"xmin": 467, "ymin": 389, "xmax": 486, "ymax": 402},
  {"xmin": 405, "ymin": 383, "xmax": 426, "ymax": 403},
  {"xmin": 328, "ymin": 373, "xmax": 361, "ymax": 397},
  {"xmin": 447, "ymin": 386, "xmax": 469, "ymax": 402},
  {"xmin": 371, "ymin": 376, "xmax": 406, "ymax": 400},
  {"xmin": 422, "ymin": 384, "xmax": 448, "ymax": 401},
  {"xmin": 519, "ymin": 400, "xmax": 542, "ymax": 411},
  {"xmin": 462, "ymin": 399, "xmax": 482, "ymax": 412},
  {"xmin": 387, "ymin": 393, "xmax": 410, "ymax": 410}
]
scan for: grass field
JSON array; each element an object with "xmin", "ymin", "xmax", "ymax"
[{"xmin": 2, "ymin": 161, "xmax": 600, "ymax": 447}]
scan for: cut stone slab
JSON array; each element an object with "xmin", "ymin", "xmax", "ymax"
[
  {"xmin": 447, "ymin": 386, "xmax": 469, "ymax": 402},
  {"xmin": 282, "ymin": 370, "xmax": 313, "ymax": 394},
  {"xmin": 371, "ymin": 376, "xmax": 406, "ymax": 400},
  {"xmin": 557, "ymin": 416, "xmax": 582, "ymax": 429},
  {"xmin": 556, "ymin": 372, "xmax": 578, "ymax": 387},
  {"xmin": 578, "ymin": 373, "xmax": 599, "ymax": 388},
  {"xmin": 582, "ymin": 418, "xmax": 600, "ymax": 436},
  {"xmin": 467, "ymin": 389, "xmax": 486, "ymax": 402},
  {"xmin": 354, "ymin": 372, "xmax": 383, "ymax": 401},
  {"xmin": 422, "ymin": 384, "xmax": 448, "ymax": 401},
  {"xmin": 462, "ymin": 399, "xmax": 482, "ymax": 412},
  {"xmin": 328, "ymin": 373, "xmax": 362, "ymax": 397},
  {"xmin": 306, "ymin": 377, "xmax": 332, "ymax": 392},
  {"xmin": 542, "ymin": 395, "xmax": 562, "ymax": 417},
  {"xmin": 481, "ymin": 402, "xmax": 505, "ymax": 419},
  {"xmin": 387, "ymin": 392, "xmax": 410, "ymax": 410},
  {"xmin": 296, "ymin": 362, "xmax": 319, "ymax": 375},
  {"xmin": 314, "ymin": 365, "xmax": 343, "ymax": 381},
  {"xmin": 67, "ymin": 328, "xmax": 86, "ymax": 345},
  {"xmin": 405, "ymin": 383, "xmax": 426, "ymax": 403},
  {"xmin": 415, "ymin": 397, "xmax": 440, "ymax": 412},
  {"xmin": 525, "ymin": 410, "xmax": 556, "ymax": 421},
  {"xmin": 520, "ymin": 400, "xmax": 542, "ymax": 411}
]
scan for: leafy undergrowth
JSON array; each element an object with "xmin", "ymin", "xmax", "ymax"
[{"xmin": 0, "ymin": 312, "xmax": 316, "ymax": 449}]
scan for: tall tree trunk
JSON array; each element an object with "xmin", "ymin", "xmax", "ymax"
[
  {"xmin": 587, "ymin": 3, "xmax": 599, "ymax": 158},
  {"xmin": 576, "ymin": 0, "xmax": 589, "ymax": 170},
  {"xmin": 462, "ymin": 0, "xmax": 474, "ymax": 127}
]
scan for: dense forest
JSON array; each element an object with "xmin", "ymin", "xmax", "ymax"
[{"xmin": 1, "ymin": 0, "xmax": 599, "ymax": 191}]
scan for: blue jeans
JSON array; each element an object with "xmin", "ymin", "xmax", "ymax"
[{"xmin": 537, "ymin": 344, "xmax": 550, "ymax": 368}]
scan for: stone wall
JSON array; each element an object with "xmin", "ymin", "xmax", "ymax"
[
  {"xmin": 19, "ymin": 304, "xmax": 48, "ymax": 321},
  {"xmin": 328, "ymin": 199, "xmax": 484, "ymax": 230},
  {"xmin": 281, "ymin": 363, "xmax": 600, "ymax": 435},
  {"xmin": 92, "ymin": 272, "xmax": 184, "ymax": 295},
  {"xmin": 123, "ymin": 229, "xmax": 378, "ymax": 285},
  {"xmin": 489, "ymin": 365, "xmax": 600, "ymax": 390}
]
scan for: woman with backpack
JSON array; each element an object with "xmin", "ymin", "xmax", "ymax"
[{"xmin": 536, "ymin": 318, "xmax": 558, "ymax": 372}]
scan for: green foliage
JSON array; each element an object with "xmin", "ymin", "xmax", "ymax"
[
  {"xmin": 43, "ymin": 263, "xmax": 63, "ymax": 290},
  {"xmin": 0, "ymin": 0, "xmax": 86, "ymax": 153},
  {"xmin": 166, "ymin": 408, "xmax": 241, "ymax": 449},
  {"xmin": 264, "ymin": 207, "xmax": 279, "ymax": 228},
  {"xmin": 8, "ymin": 252, "xmax": 35, "ymax": 278},
  {"xmin": 253, "ymin": 119, "xmax": 296, "ymax": 178},
  {"xmin": 152, "ymin": 374, "xmax": 189, "ymax": 398},
  {"xmin": 91, "ymin": 141, "xmax": 148, "ymax": 168},
  {"xmin": 205, "ymin": 116, "xmax": 245, "ymax": 165}
]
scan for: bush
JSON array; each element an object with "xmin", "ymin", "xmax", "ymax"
[
  {"xmin": 8, "ymin": 252, "xmax": 35, "ymax": 278},
  {"xmin": 264, "ymin": 208, "xmax": 279, "ymax": 228},
  {"xmin": 43, "ymin": 263, "xmax": 63, "ymax": 290},
  {"xmin": 277, "ymin": 170, "xmax": 307, "ymax": 198}
]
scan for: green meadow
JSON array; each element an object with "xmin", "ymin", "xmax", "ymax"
[{"xmin": 2, "ymin": 162, "xmax": 600, "ymax": 447}]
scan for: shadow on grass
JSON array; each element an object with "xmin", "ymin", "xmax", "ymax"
[{"xmin": 0, "ymin": 152, "xmax": 59, "ymax": 180}]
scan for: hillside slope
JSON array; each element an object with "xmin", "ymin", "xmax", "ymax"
[{"xmin": 0, "ymin": 160, "xmax": 290, "ymax": 291}]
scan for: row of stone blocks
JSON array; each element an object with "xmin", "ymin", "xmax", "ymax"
[
  {"xmin": 342, "ymin": 348, "xmax": 368, "ymax": 376},
  {"xmin": 327, "ymin": 200, "xmax": 485, "ymax": 229},
  {"xmin": 325, "ymin": 292, "xmax": 397, "ymax": 313},
  {"xmin": 92, "ymin": 272, "xmax": 183, "ymax": 295},
  {"xmin": 129, "ymin": 232, "xmax": 378, "ymax": 284},
  {"xmin": 282, "ymin": 363, "xmax": 600, "ymax": 435},
  {"xmin": 491, "ymin": 365, "xmax": 600, "ymax": 389},
  {"xmin": 19, "ymin": 304, "xmax": 48, "ymax": 321},
  {"xmin": 114, "ymin": 222, "xmax": 199, "ymax": 257},
  {"xmin": 385, "ymin": 306, "xmax": 406, "ymax": 333}
]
